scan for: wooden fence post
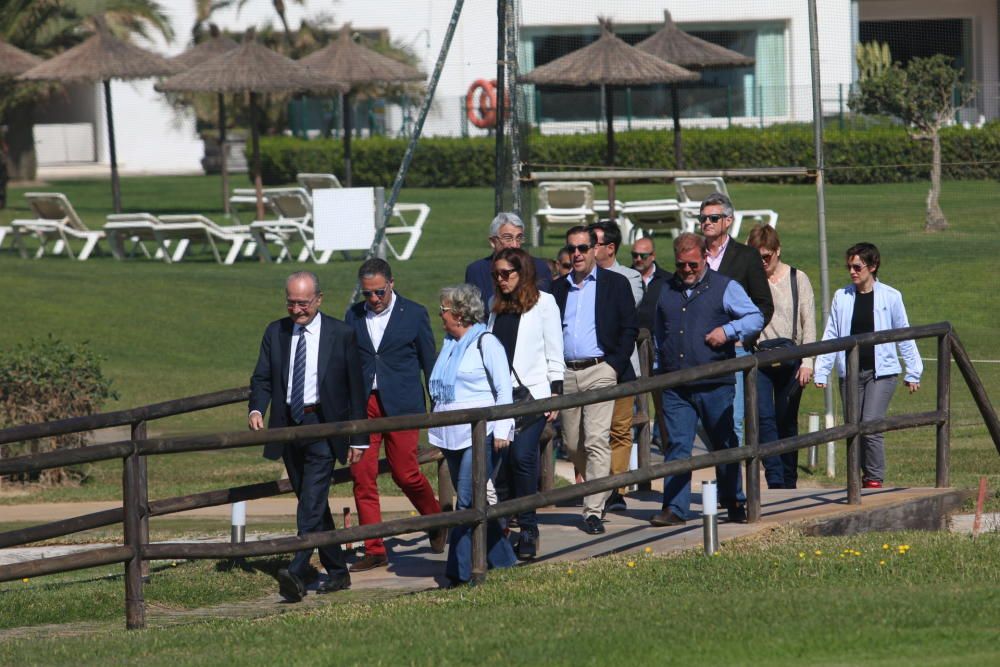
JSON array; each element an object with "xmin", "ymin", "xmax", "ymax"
[
  {"xmin": 636, "ymin": 333, "xmax": 654, "ymax": 491},
  {"xmin": 131, "ymin": 421, "xmax": 150, "ymax": 579},
  {"xmin": 744, "ymin": 364, "xmax": 761, "ymax": 523},
  {"xmin": 845, "ymin": 345, "xmax": 861, "ymax": 505},
  {"xmin": 470, "ymin": 419, "xmax": 488, "ymax": 585},
  {"xmin": 122, "ymin": 443, "xmax": 148, "ymax": 629},
  {"xmin": 936, "ymin": 334, "xmax": 951, "ymax": 488}
]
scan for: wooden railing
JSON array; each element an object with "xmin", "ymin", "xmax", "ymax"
[{"xmin": 0, "ymin": 322, "xmax": 997, "ymax": 631}]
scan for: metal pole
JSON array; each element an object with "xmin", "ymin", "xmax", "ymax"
[
  {"xmin": 506, "ymin": 0, "xmax": 521, "ymax": 216},
  {"xmin": 807, "ymin": 413, "xmax": 820, "ymax": 471},
  {"xmin": 808, "ymin": 0, "xmax": 836, "ymax": 442},
  {"xmin": 936, "ymin": 334, "xmax": 951, "ymax": 487},
  {"xmin": 103, "ymin": 80, "xmax": 122, "ymax": 214},
  {"xmin": 470, "ymin": 419, "xmax": 488, "ymax": 585},
  {"xmin": 845, "ymin": 345, "xmax": 861, "ymax": 504},
  {"xmin": 744, "ymin": 364, "xmax": 761, "ymax": 523},
  {"xmin": 494, "ymin": 0, "xmax": 507, "ymax": 216}
]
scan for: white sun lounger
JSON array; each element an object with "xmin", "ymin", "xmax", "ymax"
[{"xmin": 11, "ymin": 192, "xmax": 105, "ymax": 260}]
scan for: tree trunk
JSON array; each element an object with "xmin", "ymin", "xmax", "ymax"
[
  {"xmin": 924, "ymin": 130, "xmax": 948, "ymax": 231},
  {"xmin": 5, "ymin": 104, "xmax": 38, "ymax": 181}
]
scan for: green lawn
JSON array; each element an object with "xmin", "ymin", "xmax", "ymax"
[
  {"xmin": 0, "ymin": 176, "xmax": 997, "ymax": 504},
  {"xmin": 1, "ymin": 530, "xmax": 998, "ymax": 664}
]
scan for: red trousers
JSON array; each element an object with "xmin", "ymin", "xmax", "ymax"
[{"xmin": 350, "ymin": 391, "xmax": 441, "ymax": 556}]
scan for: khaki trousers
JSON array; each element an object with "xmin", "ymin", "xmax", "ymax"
[
  {"xmin": 562, "ymin": 362, "xmax": 617, "ymax": 518},
  {"xmin": 610, "ymin": 396, "xmax": 634, "ymax": 495}
]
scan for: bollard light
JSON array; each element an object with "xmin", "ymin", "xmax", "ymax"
[
  {"xmin": 230, "ymin": 501, "xmax": 246, "ymax": 544},
  {"xmin": 825, "ymin": 413, "xmax": 836, "ymax": 477},
  {"xmin": 702, "ymin": 480, "xmax": 719, "ymax": 556},
  {"xmin": 808, "ymin": 413, "xmax": 820, "ymax": 470}
]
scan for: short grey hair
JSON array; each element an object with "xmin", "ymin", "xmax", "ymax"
[
  {"xmin": 489, "ymin": 212, "xmax": 525, "ymax": 237},
  {"xmin": 700, "ymin": 192, "xmax": 734, "ymax": 217},
  {"xmin": 286, "ymin": 271, "xmax": 320, "ymax": 294},
  {"xmin": 439, "ymin": 284, "xmax": 484, "ymax": 326}
]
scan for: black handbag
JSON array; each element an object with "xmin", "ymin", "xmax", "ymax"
[
  {"xmin": 756, "ymin": 267, "xmax": 800, "ymax": 369},
  {"xmin": 479, "ymin": 333, "xmax": 538, "ymax": 431}
]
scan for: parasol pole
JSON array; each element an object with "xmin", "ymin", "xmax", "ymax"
[
  {"xmin": 218, "ymin": 93, "xmax": 230, "ymax": 215},
  {"xmin": 103, "ymin": 79, "xmax": 122, "ymax": 214},
  {"xmin": 670, "ymin": 83, "xmax": 683, "ymax": 169},
  {"xmin": 605, "ymin": 84, "xmax": 616, "ymax": 218},
  {"xmin": 250, "ymin": 91, "xmax": 265, "ymax": 221}
]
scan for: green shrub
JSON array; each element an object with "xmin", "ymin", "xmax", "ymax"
[
  {"xmin": 256, "ymin": 124, "xmax": 1000, "ymax": 187},
  {"xmin": 0, "ymin": 337, "xmax": 117, "ymax": 484}
]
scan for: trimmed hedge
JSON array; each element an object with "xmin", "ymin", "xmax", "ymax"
[{"xmin": 257, "ymin": 124, "xmax": 1000, "ymax": 187}]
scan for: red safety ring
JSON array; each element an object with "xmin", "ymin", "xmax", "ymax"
[{"xmin": 466, "ymin": 78, "xmax": 498, "ymax": 129}]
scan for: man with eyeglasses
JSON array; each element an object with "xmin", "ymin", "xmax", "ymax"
[
  {"xmin": 464, "ymin": 212, "xmax": 552, "ymax": 318},
  {"xmin": 587, "ymin": 220, "xmax": 643, "ymax": 514},
  {"xmin": 343, "ymin": 258, "xmax": 445, "ymax": 572},
  {"xmin": 650, "ymin": 233, "xmax": 763, "ymax": 527},
  {"xmin": 698, "ymin": 193, "xmax": 773, "ymax": 447},
  {"xmin": 555, "ymin": 247, "xmax": 573, "ymax": 279},
  {"xmin": 551, "ymin": 226, "xmax": 638, "ymax": 534},
  {"xmin": 249, "ymin": 271, "xmax": 368, "ymax": 602}
]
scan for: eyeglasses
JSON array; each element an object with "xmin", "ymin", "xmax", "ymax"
[
  {"xmin": 675, "ymin": 261, "xmax": 701, "ymax": 270},
  {"xmin": 492, "ymin": 268, "xmax": 518, "ymax": 281},
  {"xmin": 361, "ymin": 287, "xmax": 389, "ymax": 299},
  {"xmin": 560, "ymin": 262, "xmax": 573, "ymax": 270},
  {"xmin": 759, "ymin": 252, "xmax": 775, "ymax": 263},
  {"xmin": 631, "ymin": 251, "xmax": 652, "ymax": 260},
  {"xmin": 495, "ymin": 233, "xmax": 525, "ymax": 244},
  {"xmin": 847, "ymin": 262, "xmax": 868, "ymax": 272},
  {"xmin": 439, "ymin": 305, "xmax": 454, "ymax": 314},
  {"xmin": 286, "ymin": 296, "xmax": 318, "ymax": 309},
  {"xmin": 565, "ymin": 243, "xmax": 591, "ymax": 255},
  {"xmin": 698, "ymin": 213, "xmax": 728, "ymax": 224}
]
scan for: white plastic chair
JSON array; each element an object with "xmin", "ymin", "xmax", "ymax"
[
  {"xmin": 297, "ymin": 172, "xmax": 342, "ymax": 193},
  {"xmin": 384, "ymin": 203, "xmax": 430, "ymax": 261},
  {"xmin": 11, "ymin": 192, "xmax": 104, "ymax": 260},
  {"xmin": 732, "ymin": 209, "xmax": 778, "ymax": 241},
  {"xmin": 104, "ymin": 213, "xmax": 186, "ymax": 262},
  {"xmin": 249, "ymin": 187, "xmax": 332, "ymax": 264},
  {"xmin": 533, "ymin": 181, "xmax": 598, "ymax": 244},
  {"xmin": 676, "ymin": 177, "xmax": 730, "ymax": 232},
  {"xmin": 621, "ymin": 199, "xmax": 684, "ymax": 241},
  {"xmin": 0, "ymin": 226, "xmax": 11, "ymax": 251}
]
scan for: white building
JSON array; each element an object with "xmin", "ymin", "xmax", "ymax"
[{"xmin": 30, "ymin": 0, "xmax": 997, "ymax": 175}]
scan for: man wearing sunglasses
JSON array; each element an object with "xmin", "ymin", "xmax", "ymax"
[
  {"xmin": 632, "ymin": 236, "xmax": 672, "ymax": 332},
  {"xmin": 699, "ymin": 193, "xmax": 774, "ymax": 447},
  {"xmin": 650, "ymin": 233, "xmax": 764, "ymax": 527},
  {"xmin": 344, "ymin": 258, "xmax": 444, "ymax": 572},
  {"xmin": 464, "ymin": 212, "xmax": 552, "ymax": 318},
  {"xmin": 551, "ymin": 226, "xmax": 638, "ymax": 535}
]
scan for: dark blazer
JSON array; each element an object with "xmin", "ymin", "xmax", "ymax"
[
  {"xmin": 636, "ymin": 263, "xmax": 673, "ymax": 332},
  {"xmin": 249, "ymin": 312, "xmax": 368, "ymax": 463},
  {"xmin": 717, "ymin": 239, "xmax": 774, "ymax": 332},
  {"xmin": 465, "ymin": 254, "xmax": 552, "ymax": 317},
  {"xmin": 344, "ymin": 293, "xmax": 436, "ymax": 417},
  {"xmin": 551, "ymin": 267, "xmax": 639, "ymax": 381}
]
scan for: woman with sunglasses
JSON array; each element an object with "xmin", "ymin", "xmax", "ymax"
[
  {"xmin": 814, "ymin": 242, "xmax": 923, "ymax": 489},
  {"xmin": 428, "ymin": 284, "xmax": 517, "ymax": 585},
  {"xmin": 746, "ymin": 225, "xmax": 816, "ymax": 489},
  {"xmin": 487, "ymin": 248, "xmax": 565, "ymax": 559}
]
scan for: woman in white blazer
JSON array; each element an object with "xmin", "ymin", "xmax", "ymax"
[
  {"xmin": 487, "ymin": 247, "xmax": 565, "ymax": 560},
  {"xmin": 814, "ymin": 242, "xmax": 922, "ymax": 488}
]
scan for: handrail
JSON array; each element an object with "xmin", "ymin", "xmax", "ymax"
[{"xmin": 1, "ymin": 321, "xmax": 998, "ymax": 632}]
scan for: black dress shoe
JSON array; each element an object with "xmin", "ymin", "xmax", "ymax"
[
  {"xmin": 649, "ymin": 509, "xmax": 686, "ymax": 526},
  {"xmin": 516, "ymin": 529, "xmax": 539, "ymax": 560},
  {"xmin": 582, "ymin": 515, "xmax": 605, "ymax": 535},
  {"xmin": 277, "ymin": 568, "xmax": 305, "ymax": 603},
  {"xmin": 604, "ymin": 491, "xmax": 628, "ymax": 513},
  {"xmin": 349, "ymin": 553, "xmax": 389, "ymax": 572},
  {"xmin": 725, "ymin": 502, "xmax": 747, "ymax": 523},
  {"xmin": 318, "ymin": 573, "xmax": 351, "ymax": 593},
  {"xmin": 428, "ymin": 527, "xmax": 447, "ymax": 554}
]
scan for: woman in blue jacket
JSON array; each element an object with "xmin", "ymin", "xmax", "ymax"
[{"xmin": 814, "ymin": 242, "xmax": 922, "ymax": 488}]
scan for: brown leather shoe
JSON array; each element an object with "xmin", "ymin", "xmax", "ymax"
[
  {"xmin": 648, "ymin": 509, "xmax": 686, "ymax": 527},
  {"xmin": 349, "ymin": 553, "xmax": 388, "ymax": 572},
  {"xmin": 428, "ymin": 527, "xmax": 447, "ymax": 554}
]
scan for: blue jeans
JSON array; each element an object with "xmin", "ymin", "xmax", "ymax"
[
  {"xmin": 661, "ymin": 384, "xmax": 745, "ymax": 520},
  {"xmin": 495, "ymin": 414, "xmax": 547, "ymax": 532},
  {"xmin": 441, "ymin": 441, "xmax": 517, "ymax": 583},
  {"xmin": 757, "ymin": 361, "xmax": 804, "ymax": 489},
  {"xmin": 733, "ymin": 345, "xmax": 750, "ymax": 446}
]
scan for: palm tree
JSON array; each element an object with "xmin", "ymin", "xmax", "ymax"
[
  {"xmin": 237, "ymin": 0, "xmax": 304, "ymax": 48},
  {"xmin": 0, "ymin": 0, "xmax": 173, "ymax": 179}
]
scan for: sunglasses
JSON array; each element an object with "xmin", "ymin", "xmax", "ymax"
[
  {"xmin": 439, "ymin": 305, "xmax": 454, "ymax": 314},
  {"xmin": 759, "ymin": 252, "xmax": 775, "ymax": 263},
  {"xmin": 846, "ymin": 262, "xmax": 868, "ymax": 272},
  {"xmin": 698, "ymin": 214, "xmax": 727, "ymax": 224},
  {"xmin": 675, "ymin": 260, "xmax": 701, "ymax": 270},
  {"xmin": 361, "ymin": 288, "xmax": 389, "ymax": 298},
  {"xmin": 565, "ymin": 243, "xmax": 591, "ymax": 255},
  {"xmin": 492, "ymin": 268, "xmax": 518, "ymax": 281},
  {"xmin": 631, "ymin": 251, "xmax": 652, "ymax": 260}
]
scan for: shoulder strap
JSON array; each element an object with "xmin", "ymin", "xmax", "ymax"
[
  {"xmin": 790, "ymin": 267, "xmax": 799, "ymax": 342},
  {"xmin": 477, "ymin": 333, "xmax": 499, "ymax": 401}
]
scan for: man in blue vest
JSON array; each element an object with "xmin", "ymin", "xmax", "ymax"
[{"xmin": 650, "ymin": 233, "xmax": 764, "ymax": 526}]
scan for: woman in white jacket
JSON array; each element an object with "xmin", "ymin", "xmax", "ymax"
[
  {"xmin": 814, "ymin": 242, "xmax": 922, "ymax": 488},
  {"xmin": 487, "ymin": 247, "xmax": 565, "ymax": 559}
]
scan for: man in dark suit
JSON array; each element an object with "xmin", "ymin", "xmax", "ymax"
[
  {"xmin": 249, "ymin": 271, "xmax": 367, "ymax": 602},
  {"xmin": 344, "ymin": 258, "xmax": 444, "ymax": 572},
  {"xmin": 551, "ymin": 226, "xmax": 638, "ymax": 534},
  {"xmin": 465, "ymin": 212, "xmax": 551, "ymax": 316},
  {"xmin": 699, "ymin": 192, "xmax": 774, "ymax": 446},
  {"xmin": 632, "ymin": 236, "xmax": 672, "ymax": 332}
]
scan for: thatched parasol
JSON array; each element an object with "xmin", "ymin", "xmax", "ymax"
[
  {"xmin": 170, "ymin": 25, "xmax": 239, "ymax": 214},
  {"xmin": 520, "ymin": 19, "xmax": 697, "ymax": 170},
  {"xmin": 0, "ymin": 39, "xmax": 43, "ymax": 78},
  {"xmin": 19, "ymin": 17, "xmax": 180, "ymax": 213},
  {"xmin": 637, "ymin": 10, "xmax": 755, "ymax": 167},
  {"xmin": 156, "ymin": 30, "xmax": 346, "ymax": 220},
  {"xmin": 300, "ymin": 25, "xmax": 425, "ymax": 187}
]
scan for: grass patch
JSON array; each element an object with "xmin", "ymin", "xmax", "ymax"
[{"xmin": 1, "ymin": 530, "xmax": 998, "ymax": 664}]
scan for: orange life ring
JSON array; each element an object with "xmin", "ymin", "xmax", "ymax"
[{"xmin": 466, "ymin": 78, "xmax": 498, "ymax": 129}]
